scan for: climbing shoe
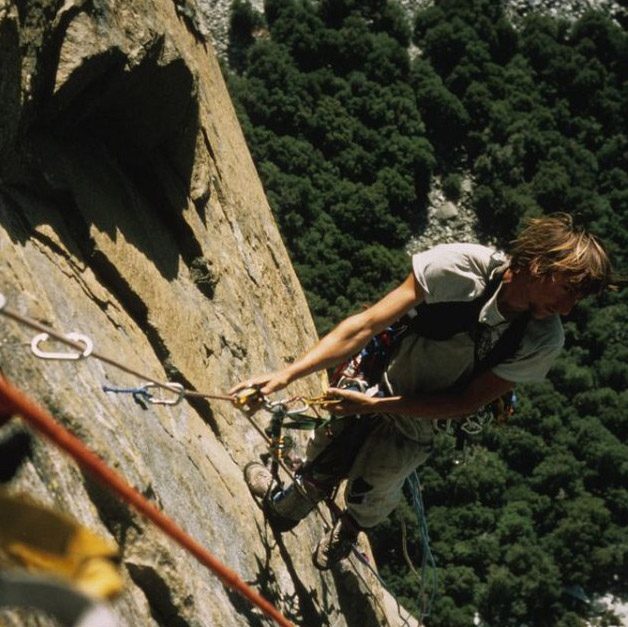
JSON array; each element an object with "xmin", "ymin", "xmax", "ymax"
[
  {"xmin": 312, "ymin": 513, "xmax": 359, "ymax": 571},
  {"xmin": 244, "ymin": 461, "xmax": 275, "ymax": 499},
  {"xmin": 244, "ymin": 462, "xmax": 303, "ymax": 532}
]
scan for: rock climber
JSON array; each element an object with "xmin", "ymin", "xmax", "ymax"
[{"xmin": 232, "ymin": 213, "xmax": 613, "ymax": 570}]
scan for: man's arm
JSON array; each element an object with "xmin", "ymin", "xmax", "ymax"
[
  {"xmin": 325, "ymin": 370, "xmax": 515, "ymax": 420},
  {"xmin": 230, "ymin": 272, "xmax": 424, "ymax": 396}
]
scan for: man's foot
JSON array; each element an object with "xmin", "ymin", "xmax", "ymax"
[
  {"xmin": 312, "ymin": 513, "xmax": 359, "ymax": 570},
  {"xmin": 243, "ymin": 461, "xmax": 275, "ymax": 499},
  {"xmin": 243, "ymin": 462, "xmax": 302, "ymax": 532}
]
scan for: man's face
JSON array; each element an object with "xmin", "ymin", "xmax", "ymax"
[{"xmin": 525, "ymin": 272, "xmax": 581, "ymax": 319}]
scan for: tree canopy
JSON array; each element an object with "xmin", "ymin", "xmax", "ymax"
[{"xmin": 226, "ymin": 1, "xmax": 628, "ymax": 624}]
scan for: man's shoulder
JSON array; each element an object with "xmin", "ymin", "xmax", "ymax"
[
  {"xmin": 413, "ymin": 242, "xmax": 506, "ymax": 302},
  {"xmin": 417, "ymin": 243, "xmax": 506, "ymax": 275},
  {"xmin": 422, "ymin": 242, "xmax": 501, "ymax": 259}
]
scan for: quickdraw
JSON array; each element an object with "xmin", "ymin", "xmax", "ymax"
[
  {"xmin": 102, "ymin": 383, "xmax": 185, "ymax": 408},
  {"xmin": 232, "ymin": 388, "xmax": 335, "ymax": 481}
]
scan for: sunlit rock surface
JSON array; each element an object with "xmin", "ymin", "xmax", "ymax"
[{"xmin": 0, "ymin": 1, "xmax": 416, "ymax": 625}]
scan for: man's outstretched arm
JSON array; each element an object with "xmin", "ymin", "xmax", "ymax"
[{"xmin": 230, "ymin": 272, "xmax": 424, "ymax": 396}]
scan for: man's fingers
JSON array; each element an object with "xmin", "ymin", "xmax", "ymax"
[{"xmin": 229, "ymin": 378, "xmax": 264, "ymax": 396}]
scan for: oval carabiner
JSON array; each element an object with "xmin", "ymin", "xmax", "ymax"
[
  {"xmin": 30, "ymin": 332, "xmax": 94, "ymax": 361},
  {"xmin": 142, "ymin": 382, "xmax": 184, "ymax": 406}
]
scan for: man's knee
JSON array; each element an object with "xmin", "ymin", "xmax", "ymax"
[{"xmin": 346, "ymin": 476, "xmax": 374, "ymax": 506}]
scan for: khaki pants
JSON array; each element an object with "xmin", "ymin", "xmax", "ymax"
[{"xmin": 304, "ymin": 416, "xmax": 433, "ymax": 528}]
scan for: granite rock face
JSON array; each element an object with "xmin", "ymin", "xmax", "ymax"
[{"xmin": 0, "ymin": 1, "xmax": 415, "ymax": 625}]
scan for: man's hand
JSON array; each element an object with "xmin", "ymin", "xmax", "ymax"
[
  {"xmin": 229, "ymin": 368, "xmax": 293, "ymax": 397},
  {"xmin": 323, "ymin": 387, "xmax": 377, "ymax": 416}
]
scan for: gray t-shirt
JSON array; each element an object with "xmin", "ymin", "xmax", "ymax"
[{"xmin": 384, "ymin": 243, "xmax": 564, "ymax": 442}]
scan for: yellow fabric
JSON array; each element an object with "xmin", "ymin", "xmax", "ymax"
[{"xmin": 0, "ymin": 491, "xmax": 123, "ymax": 599}]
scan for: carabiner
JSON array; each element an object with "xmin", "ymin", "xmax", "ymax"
[
  {"xmin": 142, "ymin": 382, "xmax": 185, "ymax": 406},
  {"xmin": 0, "ymin": 293, "xmax": 6, "ymax": 311},
  {"xmin": 233, "ymin": 387, "xmax": 266, "ymax": 413},
  {"xmin": 30, "ymin": 332, "xmax": 93, "ymax": 360}
]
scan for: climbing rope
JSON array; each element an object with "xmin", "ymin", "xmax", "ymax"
[
  {"xmin": 0, "ymin": 294, "xmax": 418, "ymax": 626},
  {"xmin": 0, "ymin": 374, "xmax": 295, "ymax": 627},
  {"xmin": 0, "ymin": 298, "xmax": 232, "ymax": 403},
  {"xmin": 406, "ymin": 470, "xmax": 438, "ymax": 618},
  {"xmin": 0, "ymin": 296, "xmax": 333, "ymax": 465},
  {"xmin": 0, "ymin": 297, "xmax": 333, "ymax": 433}
]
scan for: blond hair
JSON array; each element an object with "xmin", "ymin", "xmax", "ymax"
[{"xmin": 508, "ymin": 213, "xmax": 613, "ymax": 295}]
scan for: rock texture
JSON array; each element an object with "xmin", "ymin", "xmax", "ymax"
[
  {"xmin": 0, "ymin": 1, "xmax": 415, "ymax": 626},
  {"xmin": 407, "ymin": 176, "xmax": 497, "ymax": 254}
]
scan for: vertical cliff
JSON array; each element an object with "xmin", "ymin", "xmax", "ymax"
[{"xmin": 0, "ymin": 1, "xmax": 416, "ymax": 625}]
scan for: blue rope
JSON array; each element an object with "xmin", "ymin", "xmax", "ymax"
[
  {"xmin": 407, "ymin": 470, "xmax": 438, "ymax": 619},
  {"xmin": 346, "ymin": 471, "xmax": 437, "ymax": 623},
  {"xmin": 102, "ymin": 385, "xmax": 153, "ymax": 409}
]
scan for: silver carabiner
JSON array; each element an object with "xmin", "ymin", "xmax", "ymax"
[
  {"xmin": 0, "ymin": 293, "xmax": 6, "ymax": 311},
  {"xmin": 142, "ymin": 382, "xmax": 184, "ymax": 406},
  {"xmin": 30, "ymin": 332, "xmax": 93, "ymax": 360}
]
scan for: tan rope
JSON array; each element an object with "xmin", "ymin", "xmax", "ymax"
[{"xmin": 0, "ymin": 296, "xmax": 402, "ymax": 625}]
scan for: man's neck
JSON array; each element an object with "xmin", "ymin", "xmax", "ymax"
[{"xmin": 497, "ymin": 268, "xmax": 531, "ymax": 316}]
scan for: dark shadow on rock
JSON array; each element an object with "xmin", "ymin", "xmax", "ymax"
[
  {"xmin": 0, "ymin": 23, "xmax": 225, "ymax": 435},
  {"xmin": 3, "ymin": 30, "xmax": 211, "ymax": 285},
  {"xmin": 227, "ymin": 496, "xmax": 337, "ymax": 626},
  {"xmin": 331, "ymin": 564, "xmax": 383, "ymax": 627},
  {"xmin": 82, "ymin": 474, "xmax": 144, "ymax": 550},
  {"xmin": 270, "ymin": 524, "xmax": 335, "ymax": 626},
  {"xmin": 0, "ymin": 10, "xmax": 23, "ymax": 183},
  {"xmin": 127, "ymin": 563, "xmax": 194, "ymax": 627}
]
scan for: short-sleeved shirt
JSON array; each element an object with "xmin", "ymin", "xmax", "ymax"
[{"xmin": 383, "ymin": 243, "xmax": 564, "ymax": 442}]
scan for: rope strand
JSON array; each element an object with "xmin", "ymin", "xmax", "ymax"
[
  {"xmin": 0, "ymin": 375, "xmax": 295, "ymax": 627},
  {"xmin": 0, "ymin": 305, "xmax": 232, "ymax": 402},
  {"xmin": 0, "ymin": 295, "xmax": 412, "ymax": 626}
]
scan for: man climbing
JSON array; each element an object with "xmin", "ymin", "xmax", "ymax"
[{"xmin": 231, "ymin": 213, "xmax": 613, "ymax": 570}]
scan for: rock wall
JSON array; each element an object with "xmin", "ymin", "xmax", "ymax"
[{"xmin": 0, "ymin": 1, "xmax": 415, "ymax": 625}]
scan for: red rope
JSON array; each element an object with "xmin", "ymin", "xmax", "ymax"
[{"xmin": 0, "ymin": 375, "xmax": 294, "ymax": 627}]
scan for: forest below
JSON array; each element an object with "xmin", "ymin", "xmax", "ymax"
[{"xmin": 224, "ymin": 1, "xmax": 628, "ymax": 625}]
